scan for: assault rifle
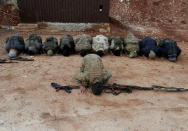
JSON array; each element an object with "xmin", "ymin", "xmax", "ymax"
[
  {"xmin": 9, "ymin": 57, "xmax": 34, "ymax": 61},
  {"xmin": 103, "ymin": 83, "xmax": 188, "ymax": 95},
  {"xmin": 51, "ymin": 82, "xmax": 188, "ymax": 95},
  {"xmin": 103, "ymin": 83, "xmax": 152, "ymax": 95},
  {"xmin": 51, "ymin": 83, "xmax": 80, "ymax": 93},
  {"xmin": 0, "ymin": 58, "xmax": 18, "ymax": 64},
  {"xmin": 0, "ymin": 57, "xmax": 34, "ymax": 64}
]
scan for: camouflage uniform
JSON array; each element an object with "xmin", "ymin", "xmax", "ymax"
[
  {"xmin": 25, "ymin": 34, "xmax": 43, "ymax": 55},
  {"xmin": 59, "ymin": 35, "xmax": 75, "ymax": 56},
  {"xmin": 109, "ymin": 36, "xmax": 124, "ymax": 56},
  {"xmin": 74, "ymin": 34, "xmax": 92, "ymax": 56},
  {"xmin": 92, "ymin": 35, "xmax": 109, "ymax": 56},
  {"xmin": 5, "ymin": 34, "xmax": 25, "ymax": 57},
  {"xmin": 43, "ymin": 36, "xmax": 58, "ymax": 56},
  {"xmin": 75, "ymin": 54, "xmax": 112, "ymax": 86},
  {"xmin": 124, "ymin": 33, "xmax": 140, "ymax": 58},
  {"xmin": 157, "ymin": 38, "xmax": 181, "ymax": 62}
]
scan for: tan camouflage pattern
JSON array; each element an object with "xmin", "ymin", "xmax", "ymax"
[
  {"xmin": 74, "ymin": 34, "xmax": 92, "ymax": 52},
  {"xmin": 92, "ymin": 35, "xmax": 109, "ymax": 54},
  {"xmin": 75, "ymin": 54, "xmax": 112, "ymax": 86},
  {"xmin": 124, "ymin": 33, "xmax": 140, "ymax": 58}
]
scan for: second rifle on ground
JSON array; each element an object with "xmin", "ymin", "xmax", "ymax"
[{"xmin": 51, "ymin": 82, "xmax": 188, "ymax": 95}]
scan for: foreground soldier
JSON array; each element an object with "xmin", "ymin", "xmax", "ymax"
[
  {"xmin": 124, "ymin": 33, "xmax": 140, "ymax": 58},
  {"xmin": 59, "ymin": 35, "xmax": 75, "ymax": 56},
  {"xmin": 109, "ymin": 36, "xmax": 125, "ymax": 56},
  {"xmin": 43, "ymin": 36, "xmax": 58, "ymax": 56},
  {"xmin": 92, "ymin": 35, "xmax": 109, "ymax": 57},
  {"xmin": 25, "ymin": 34, "xmax": 43, "ymax": 55},
  {"xmin": 5, "ymin": 34, "xmax": 25, "ymax": 57},
  {"xmin": 139, "ymin": 36, "xmax": 158, "ymax": 59},
  {"xmin": 75, "ymin": 54, "xmax": 112, "ymax": 95},
  {"xmin": 74, "ymin": 34, "xmax": 92, "ymax": 57},
  {"xmin": 157, "ymin": 39, "xmax": 181, "ymax": 62}
]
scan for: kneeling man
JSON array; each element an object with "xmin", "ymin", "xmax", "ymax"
[{"xmin": 75, "ymin": 54, "xmax": 112, "ymax": 95}]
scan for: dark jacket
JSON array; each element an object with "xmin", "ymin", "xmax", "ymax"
[
  {"xmin": 157, "ymin": 39, "xmax": 181, "ymax": 58},
  {"xmin": 139, "ymin": 36, "xmax": 158, "ymax": 57},
  {"xmin": 5, "ymin": 35, "xmax": 25, "ymax": 53}
]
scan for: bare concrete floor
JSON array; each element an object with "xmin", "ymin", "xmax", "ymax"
[{"xmin": 0, "ymin": 30, "xmax": 188, "ymax": 131}]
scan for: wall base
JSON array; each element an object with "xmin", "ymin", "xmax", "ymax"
[{"xmin": 14, "ymin": 22, "xmax": 111, "ymax": 33}]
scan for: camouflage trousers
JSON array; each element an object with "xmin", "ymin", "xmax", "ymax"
[{"xmin": 75, "ymin": 70, "xmax": 112, "ymax": 86}]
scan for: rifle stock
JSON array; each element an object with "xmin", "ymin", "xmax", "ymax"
[
  {"xmin": 51, "ymin": 83, "xmax": 80, "ymax": 93},
  {"xmin": 0, "ymin": 57, "xmax": 34, "ymax": 64}
]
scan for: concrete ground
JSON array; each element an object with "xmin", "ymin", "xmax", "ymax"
[{"xmin": 0, "ymin": 28, "xmax": 188, "ymax": 131}]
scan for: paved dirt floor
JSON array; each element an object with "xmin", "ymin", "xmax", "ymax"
[{"xmin": 0, "ymin": 27, "xmax": 188, "ymax": 131}]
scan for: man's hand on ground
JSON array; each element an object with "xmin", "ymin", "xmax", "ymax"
[{"xmin": 80, "ymin": 86, "xmax": 87, "ymax": 94}]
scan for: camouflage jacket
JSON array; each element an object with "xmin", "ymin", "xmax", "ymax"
[{"xmin": 75, "ymin": 54, "xmax": 111, "ymax": 86}]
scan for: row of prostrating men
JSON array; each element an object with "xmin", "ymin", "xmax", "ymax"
[{"xmin": 5, "ymin": 33, "xmax": 181, "ymax": 62}]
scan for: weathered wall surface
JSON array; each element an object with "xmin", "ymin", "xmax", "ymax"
[
  {"xmin": 0, "ymin": 0, "xmax": 18, "ymax": 8},
  {"xmin": 0, "ymin": 0, "xmax": 20, "ymax": 26},
  {"xmin": 109, "ymin": 0, "xmax": 188, "ymax": 41},
  {"xmin": 0, "ymin": 0, "xmax": 188, "ymax": 41},
  {"xmin": 110, "ymin": 0, "xmax": 188, "ymax": 28}
]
